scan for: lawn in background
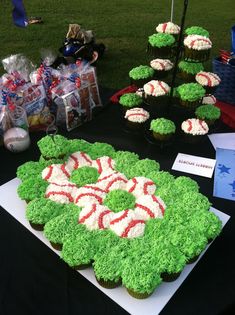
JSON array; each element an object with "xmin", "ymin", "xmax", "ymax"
[{"xmin": 0, "ymin": 0, "xmax": 234, "ymax": 90}]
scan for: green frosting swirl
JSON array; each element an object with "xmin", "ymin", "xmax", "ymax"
[
  {"xmin": 70, "ymin": 166, "xmax": 99, "ymax": 187},
  {"xmin": 129, "ymin": 65, "xmax": 154, "ymax": 80},
  {"xmin": 178, "ymin": 60, "xmax": 204, "ymax": 74},
  {"xmin": 185, "ymin": 26, "xmax": 210, "ymax": 37},
  {"xmin": 26, "ymin": 197, "xmax": 66, "ymax": 224},
  {"xmin": 147, "ymin": 171, "xmax": 175, "ymax": 187},
  {"xmin": 148, "ymin": 33, "xmax": 175, "ymax": 48},
  {"xmin": 17, "ymin": 176, "xmax": 48, "ymax": 201},
  {"xmin": 150, "ymin": 118, "xmax": 176, "ymax": 134},
  {"xmin": 174, "ymin": 176, "xmax": 199, "ymax": 193},
  {"xmin": 127, "ymin": 158, "xmax": 160, "ymax": 179},
  {"xmin": 103, "ymin": 189, "xmax": 136, "ymax": 212},
  {"xmin": 68, "ymin": 139, "xmax": 92, "ymax": 154},
  {"xmin": 17, "ymin": 161, "xmax": 45, "ymax": 182},
  {"xmin": 177, "ymin": 83, "xmax": 206, "ymax": 101},
  {"xmin": 114, "ymin": 151, "xmax": 139, "ymax": 174},
  {"xmin": 37, "ymin": 135, "xmax": 69, "ymax": 158},
  {"xmin": 43, "ymin": 204, "xmax": 81, "ymax": 244},
  {"xmin": 195, "ymin": 104, "xmax": 221, "ymax": 120},
  {"xmin": 94, "ymin": 238, "xmax": 130, "ymax": 282},
  {"xmin": 88, "ymin": 142, "xmax": 116, "ymax": 159},
  {"xmin": 119, "ymin": 93, "xmax": 143, "ymax": 107}
]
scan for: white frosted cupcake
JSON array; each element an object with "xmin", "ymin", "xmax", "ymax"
[
  {"xmin": 184, "ymin": 35, "xmax": 212, "ymax": 61},
  {"xmin": 156, "ymin": 22, "xmax": 180, "ymax": 37},
  {"xmin": 202, "ymin": 94, "xmax": 216, "ymax": 105},
  {"xmin": 150, "ymin": 59, "xmax": 173, "ymax": 79},
  {"xmin": 124, "ymin": 108, "xmax": 150, "ymax": 129},
  {"xmin": 195, "ymin": 71, "xmax": 221, "ymax": 94},
  {"xmin": 181, "ymin": 118, "xmax": 209, "ymax": 143},
  {"xmin": 143, "ymin": 80, "xmax": 170, "ymax": 116}
]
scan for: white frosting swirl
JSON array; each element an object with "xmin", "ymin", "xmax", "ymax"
[
  {"xmin": 143, "ymin": 80, "xmax": 170, "ymax": 97},
  {"xmin": 195, "ymin": 71, "xmax": 221, "ymax": 87},
  {"xmin": 156, "ymin": 22, "xmax": 180, "ymax": 34},
  {"xmin": 181, "ymin": 118, "xmax": 209, "ymax": 135},
  {"xmin": 184, "ymin": 35, "xmax": 212, "ymax": 50},
  {"xmin": 150, "ymin": 59, "xmax": 173, "ymax": 71},
  {"xmin": 125, "ymin": 108, "xmax": 150, "ymax": 123}
]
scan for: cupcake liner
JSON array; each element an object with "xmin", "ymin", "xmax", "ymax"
[
  {"xmin": 147, "ymin": 43, "xmax": 173, "ymax": 59},
  {"xmin": 179, "ymin": 99, "xmax": 201, "ymax": 110},
  {"xmin": 29, "ymin": 221, "xmax": 45, "ymax": 231},
  {"xmin": 50, "ymin": 242, "xmax": 62, "ymax": 251},
  {"xmin": 184, "ymin": 47, "xmax": 211, "ymax": 62},
  {"xmin": 161, "ymin": 271, "xmax": 181, "ymax": 282},
  {"xmin": 152, "ymin": 132, "xmax": 173, "ymax": 141},
  {"xmin": 126, "ymin": 287, "xmax": 153, "ymax": 299},
  {"xmin": 72, "ymin": 262, "xmax": 92, "ymax": 270},
  {"xmin": 96, "ymin": 277, "xmax": 122, "ymax": 289},
  {"xmin": 186, "ymin": 254, "xmax": 200, "ymax": 264}
]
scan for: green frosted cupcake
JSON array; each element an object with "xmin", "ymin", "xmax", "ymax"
[
  {"xmin": 185, "ymin": 26, "xmax": 210, "ymax": 38},
  {"xmin": 195, "ymin": 104, "xmax": 221, "ymax": 126},
  {"xmin": 177, "ymin": 83, "xmax": 206, "ymax": 109},
  {"xmin": 148, "ymin": 33, "xmax": 175, "ymax": 58},
  {"xmin": 178, "ymin": 60, "xmax": 204, "ymax": 82},
  {"xmin": 150, "ymin": 118, "xmax": 176, "ymax": 141},
  {"xmin": 37, "ymin": 135, "xmax": 69, "ymax": 159},
  {"xmin": 129, "ymin": 65, "xmax": 154, "ymax": 88},
  {"xmin": 119, "ymin": 93, "xmax": 143, "ymax": 110},
  {"xmin": 17, "ymin": 161, "xmax": 45, "ymax": 182}
]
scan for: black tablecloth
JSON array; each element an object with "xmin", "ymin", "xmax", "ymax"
[{"xmin": 0, "ymin": 90, "xmax": 235, "ymax": 315}]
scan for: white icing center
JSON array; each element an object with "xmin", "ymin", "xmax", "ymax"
[
  {"xmin": 124, "ymin": 108, "xmax": 150, "ymax": 123},
  {"xmin": 181, "ymin": 118, "xmax": 209, "ymax": 135},
  {"xmin": 184, "ymin": 35, "xmax": 212, "ymax": 50},
  {"xmin": 195, "ymin": 72, "xmax": 221, "ymax": 87},
  {"xmin": 143, "ymin": 80, "xmax": 170, "ymax": 97},
  {"xmin": 150, "ymin": 59, "xmax": 174, "ymax": 71},
  {"xmin": 156, "ymin": 22, "xmax": 180, "ymax": 34}
]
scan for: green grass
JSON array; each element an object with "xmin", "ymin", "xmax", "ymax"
[{"xmin": 0, "ymin": 0, "xmax": 234, "ymax": 89}]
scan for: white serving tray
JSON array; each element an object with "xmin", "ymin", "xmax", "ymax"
[{"xmin": 0, "ymin": 178, "xmax": 230, "ymax": 315}]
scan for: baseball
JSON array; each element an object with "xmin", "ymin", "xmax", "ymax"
[{"xmin": 4, "ymin": 127, "xmax": 30, "ymax": 153}]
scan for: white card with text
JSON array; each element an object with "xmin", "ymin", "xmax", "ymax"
[{"xmin": 172, "ymin": 153, "xmax": 216, "ymax": 178}]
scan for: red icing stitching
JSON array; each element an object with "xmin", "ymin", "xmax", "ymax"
[
  {"xmin": 197, "ymin": 73, "xmax": 212, "ymax": 87},
  {"xmin": 143, "ymin": 181, "xmax": 155, "ymax": 195},
  {"xmin": 98, "ymin": 172, "xmax": 116, "ymax": 182},
  {"xmin": 151, "ymin": 195, "xmax": 165, "ymax": 215},
  {"xmin": 106, "ymin": 177, "xmax": 128, "ymax": 191},
  {"xmin": 50, "ymin": 182, "xmax": 77, "ymax": 188},
  {"xmin": 121, "ymin": 219, "xmax": 145, "ymax": 238},
  {"xmin": 60, "ymin": 164, "xmax": 70, "ymax": 178},
  {"xmin": 162, "ymin": 23, "xmax": 168, "ymax": 33},
  {"xmin": 70, "ymin": 154, "xmax": 79, "ymax": 169},
  {"xmin": 158, "ymin": 81, "xmax": 168, "ymax": 94},
  {"xmin": 126, "ymin": 113, "xmax": 148, "ymax": 119},
  {"xmin": 44, "ymin": 165, "xmax": 53, "ymax": 180},
  {"xmin": 75, "ymin": 192, "xmax": 103, "ymax": 204},
  {"xmin": 128, "ymin": 178, "xmax": 138, "ymax": 193},
  {"xmin": 190, "ymin": 38, "xmax": 211, "ymax": 48},
  {"xmin": 198, "ymin": 120, "xmax": 207, "ymax": 131},
  {"xmin": 98, "ymin": 210, "xmax": 112, "ymax": 229},
  {"xmin": 46, "ymin": 191, "xmax": 74, "ymax": 203},
  {"xmin": 83, "ymin": 185, "xmax": 106, "ymax": 193},
  {"xmin": 79, "ymin": 204, "xmax": 97, "ymax": 224},
  {"xmin": 80, "ymin": 152, "xmax": 92, "ymax": 165},
  {"xmin": 96, "ymin": 158, "xmax": 102, "ymax": 173},
  {"xmin": 108, "ymin": 157, "xmax": 114, "ymax": 170},
  {"xmin": 110, "ymin": 210, "xmax": 129, "ymax": 225},
  {"xmin": 187, "ymin": 119, "xmax": 193, "ymax": 132},
  {"xmin": 135, "ymin": 203, "xmax": 155, "ymax": 218}
]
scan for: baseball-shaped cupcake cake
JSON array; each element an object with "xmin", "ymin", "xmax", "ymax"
[
  {"xmin": 150, "ymin": 58, "xmax": 173, "ymax": 79},
  {"xmin": 124, "ymin": 108, "xmax": 150, "ymax": 129}
]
